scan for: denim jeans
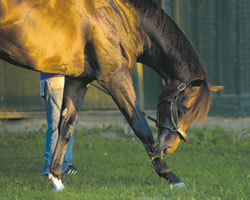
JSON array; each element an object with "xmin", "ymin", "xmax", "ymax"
[{"xmin": 40, "ymin": 77, "xmax": 75, "ymax": 175}]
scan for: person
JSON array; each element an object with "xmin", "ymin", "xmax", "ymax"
[{"xmin": 40, "ymin": 72, "xmax": 77, "ymax": 176}]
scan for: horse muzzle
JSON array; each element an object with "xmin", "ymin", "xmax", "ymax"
[
  {"xmin": 149, "ymin": 143, "xmax": 174, "ymax": 160},
  {"xmin": 152, "ymin": 127, "xmax": 189, "ymax": 159}
]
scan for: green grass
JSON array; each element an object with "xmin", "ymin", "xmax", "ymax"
[{"xmin": 0, "ymin": 125, "xmax": 249, "ymax": 199}]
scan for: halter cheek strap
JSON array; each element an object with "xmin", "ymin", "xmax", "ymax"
[
  {"xmin": 157, "ymin": 81, "xmax": 192, "ymax": 142},
  {"xmin": 90, "ymin": 79, "xmax": 191, "ymax": 143},
  {"xmin": 145, "ymin": 81, "xmax": 192, "ymax": 142}
]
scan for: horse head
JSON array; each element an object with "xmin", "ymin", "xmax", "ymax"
[{"xmin": 152, "ymin": 80, "xmax": 224, "ymax": 158}]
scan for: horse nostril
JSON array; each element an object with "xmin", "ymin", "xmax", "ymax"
[{"xmin": 163, "ymin": 145, "xmax": 171, "ymax": 155}]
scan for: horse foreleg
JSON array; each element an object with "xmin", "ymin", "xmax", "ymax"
[
  {"xmin": 151, "ymin": 157, "xmax": 185, "ymax": 188},
  {"xmin": 49, "ymin": 77, "xmax": 89, "ymax": 191},
  {"xmin": 99, "ymin": 68, "xmax": 184, "ymax": 187},
  {"xmin": 99, "ymin": 68, "xmax": 155, "ymax": 150}
]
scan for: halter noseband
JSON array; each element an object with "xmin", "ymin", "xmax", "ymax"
[
  {"xmin": 90, "ymin": 79, "xmax": 191, "ymax": 143},
  {"xmin": 154, "ymin": 81, "xmax": 191, "ymax": 142}
]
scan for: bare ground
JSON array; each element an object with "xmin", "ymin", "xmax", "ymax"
[{"xmin": 1, "ymin": 110, "xmax": 250, "ymax": 134}]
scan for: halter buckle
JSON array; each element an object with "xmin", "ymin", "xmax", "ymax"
[{"xmin": 177, "ymin": 83, "xmax": 187, "ymax": 91}]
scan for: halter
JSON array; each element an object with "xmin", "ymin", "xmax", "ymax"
[
  {"xmin": 90, "ymin": 80, "xmax": 191, "ymax": 142},
  {"xmin": 145, "ymin": 81, "xmax": 192, "ymax": 142}
]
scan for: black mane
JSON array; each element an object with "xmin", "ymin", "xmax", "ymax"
[
  {"xmin": 126, "ymin": 0, "xmax": 207, "ymax": 82},
  {"xmin": 126, "ymin": 0, "xmax": 211, "ymax": 122},
  {"xmin": 125, "ymin": 0, "xmax": 160, "ymax": 14}
]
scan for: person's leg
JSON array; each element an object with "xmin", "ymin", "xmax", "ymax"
[
  {"xmin": 49, "ymin": 77, "xmax": 89, "ymax": 181},
  {"xmin": 41, "ymin": 78, "xmax": 76, "ymax": 176},
  {"xmin": 41, "ymin": 81, "xmax": 63, "ymax": 175}
]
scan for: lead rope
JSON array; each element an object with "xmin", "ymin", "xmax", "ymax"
[
  {"xmin": 142, "ymin": 112, "xmax": 159, "ymax": 123},
  {"xmin": 90, "ymin": 82, "xmax": 159, "ymax": 158},
  {"xmin": 90, "ymin": 82, "xmax": 110, "ymax": 95},
  {"xmin": 90, "ymin": 82, "xmax": 159, "ymax": 123}
]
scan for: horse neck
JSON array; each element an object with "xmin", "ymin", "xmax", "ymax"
[{"xmin": 135, "ymin": 2, "xmax": 206, "ymax": 83}]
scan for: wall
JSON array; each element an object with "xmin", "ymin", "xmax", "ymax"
[
  {"xmin": 162, "ymin": 0, "xmax": 250, "ymax": 116},
  {"xmin": 0, "ymin": 61, "xmax": 117, "ymax": 112},
  {"xmin": 0, "ymin": 0, "xmax": 250, "ymax": 117}
]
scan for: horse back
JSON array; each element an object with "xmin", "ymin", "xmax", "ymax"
[
  {"xmin": 0, "ymin": 0, "xmax": 95, "ymax": 76},
  {"xmin": 0, "ymin": 0, "xmax": 145, "ymax": 76}
]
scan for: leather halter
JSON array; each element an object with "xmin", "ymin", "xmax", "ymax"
[
  {"xmin": 90, "ymin": 80, "xmax": 191, "ymax": 142},
  {"xmin": 155, "ymin": 81, "xmax": 192, "ymax": 142}
]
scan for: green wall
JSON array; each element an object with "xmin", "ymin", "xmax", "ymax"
[
  {"xmin": 1, "ymin": 0, "xmax": 250, "ymax": 117},
  {"xmin": 0, "ymin": 62, "xmax": 117, "ymax": 112},
  {"xmin": 161, "ymin": 0, "xmax": 250, "ymax": 116},
  {"xmin": 0, "ymin": 61, "xmax": 43, "ymax": 112}
]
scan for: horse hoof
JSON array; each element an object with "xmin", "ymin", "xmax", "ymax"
[
  {"xmin": 170, "ymin": 182, "xmax": 185, "ymax": 190},
  {"xmin": 48, "ymin": 173, "xmax": 65, "ymax": 192}
]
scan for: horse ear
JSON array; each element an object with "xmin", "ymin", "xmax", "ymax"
[{"xmin": 208, "ymin": 85, "xmax": 224, "ymax": 92}]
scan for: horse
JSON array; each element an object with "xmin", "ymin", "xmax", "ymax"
[{"xmin": 0, "ymin": 0, "xmax": 223, "ymax": 191}]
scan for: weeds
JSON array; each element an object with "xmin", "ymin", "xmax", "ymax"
[{"xmin": 0, "ymin": 126, "xmax": 249, "ymax": 199}]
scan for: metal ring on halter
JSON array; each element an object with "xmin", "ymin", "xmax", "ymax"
[
  {"xmin": 154, "ymin": 81, "xmax": 192, "ymax": 142},
  {"xmin": 177, "ymin": 83, "xmax": 187, "ymax": 91}
]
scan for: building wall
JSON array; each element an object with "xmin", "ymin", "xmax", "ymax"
[
  {"xmin": 0, "ymin": 61, "xmax": 43, "ymax": 112},
  {"xmin": 161, "ymin": 0, "xmax": 250, "ymax": 116},
  {"xmin": 0, "ymin": 0, "xmax": 250, "ymax": 117},
  {"xmin": 0, "ymin": 61, "xmax": 117, "ymax": 112}
]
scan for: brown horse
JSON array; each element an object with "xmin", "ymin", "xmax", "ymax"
[{"xmin": 0, "ymin": 0, "xmax": 223, "ymax": 191}]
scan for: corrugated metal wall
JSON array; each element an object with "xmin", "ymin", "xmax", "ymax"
[
  {"xmin": 0, "ymin": 0, "xmax": 250, "ymax": 117},
  {"xmin": 164, "ymin": 0, "xmax": 250, "ymax": 116},
  {"xmin": 0, "ymin": 61, "xmax": 117, "ymax": 112},
  {"xmin": 0, "ymin": 61, "xmax": 43, "ymax": 112}
]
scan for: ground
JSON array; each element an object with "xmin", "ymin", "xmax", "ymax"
[
  {"xmin": 0, "ymin": 111, "xmax": 249, "ymax": 199},
  {"xmin": 1, "ymin": 110, "xmax": 250, "ymax": 137}
]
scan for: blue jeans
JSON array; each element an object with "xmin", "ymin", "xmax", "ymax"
[{"xmin": 41, "ymin": 78, "xmax": 75, "ymax": 175}]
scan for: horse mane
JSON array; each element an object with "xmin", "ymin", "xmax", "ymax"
[
  {"xmin": 184, "ymin": 81, "xmax": 211, "ymax": 125},
  {"xmin": 126, "ymin": 0, "xmax": 212, "ymax": 123},
  {"xmin": 160, "ymin": 80, "xmax": 211, "ymax": 127},
  {"xmin": 127, "ymin": 0, "xmax": 207, "ymax": 77}
]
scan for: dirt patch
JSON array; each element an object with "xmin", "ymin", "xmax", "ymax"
[{"xmin": 1, "ymin": 110, "xmax": 250, "ymax": 133}]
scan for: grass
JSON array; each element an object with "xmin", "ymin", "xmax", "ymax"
[{"xmin": 0, "ymin": 125, "xmax": 249, "ymax": 200}]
